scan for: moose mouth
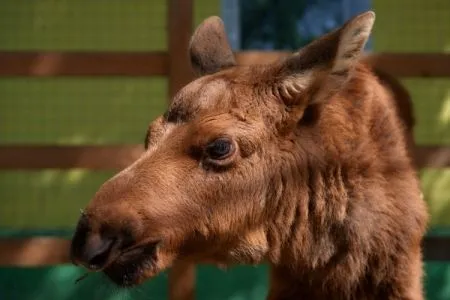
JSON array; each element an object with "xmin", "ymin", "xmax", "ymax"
[{"xmin": 103, "ymin": 240, "xmax": 161, "ymax": 287}]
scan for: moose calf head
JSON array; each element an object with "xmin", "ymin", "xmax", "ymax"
[{"xmin": 71, "ymin": 11, "xmax": 377, "ymax": 287}]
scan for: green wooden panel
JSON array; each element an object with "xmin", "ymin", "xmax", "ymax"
[
  {"xmin": 0, "ymin": 78, "xmax": 167, "ymax": 144},
  {"xmin": 0, "ymin": 0, "xmax": 167, "ymax": 51},
  {"xmin": 425, "ymin": 262, "xmax": 450, "ymax": 300},
  {"xmin": 0, "ymin": 263, "xmax": 448, "ymax": 300},
  {"xmin": 196, "ymin": 265, "xmax": 269, "ymax": 300},
  {"xmin": 0, "ymin": 265, "xmax": 168, "ymax": 300}
]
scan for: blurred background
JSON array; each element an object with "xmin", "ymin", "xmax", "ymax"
[{"xmin": 0, "ymin": 0, "xmax": 449, "ymax": 299}]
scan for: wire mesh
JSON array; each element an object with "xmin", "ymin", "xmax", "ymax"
[{"xmin": 0, "ymin": 1, "xmax": 173, "ymax": 231}]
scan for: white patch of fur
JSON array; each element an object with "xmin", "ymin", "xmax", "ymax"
[{"xmin": 280, "ymin": 71, "xmax": 314, "ymax": 100}]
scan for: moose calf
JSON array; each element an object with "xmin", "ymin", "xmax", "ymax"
[{"xmin": 71, "ymin": 11, "xmax": 428, "ymax": 300}]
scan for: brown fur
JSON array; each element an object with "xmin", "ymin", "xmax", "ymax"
[
  {"xmin": 370, "ymin": 66, "xmax": 416, "ymax": 162},
  {"xmin": 70, "ymin": 12, "xmax": 428, "ymax": 299}
]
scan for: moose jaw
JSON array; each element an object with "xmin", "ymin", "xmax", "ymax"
[{"xmin": 70, "ymin": 11, "xmax": 428, "ymax": 300}]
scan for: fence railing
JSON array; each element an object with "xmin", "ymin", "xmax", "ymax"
[{"xmin": 1, "ymin": 1, "xmax": 450, "ymax": 299}]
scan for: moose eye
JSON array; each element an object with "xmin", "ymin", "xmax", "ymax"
[{"xmin": 205, "ymin": 138, "xmax": 234, "ymax": 160}]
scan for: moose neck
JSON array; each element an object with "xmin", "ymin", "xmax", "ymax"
[
  {"xmin": 263, "ymin": 152, "xmax": 380, "ymax": 299},
  {"xmin": 262, "ymin": 69, "xmax": 391, "ymax": 299},
  {"xmin": 264, "ymin": 158, "xmax": 356, "ymax": 291}
]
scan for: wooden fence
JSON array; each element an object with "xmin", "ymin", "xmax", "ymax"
[{"xmin": 1, "ymin": 1, "xmax": 450, "ymax": 299}]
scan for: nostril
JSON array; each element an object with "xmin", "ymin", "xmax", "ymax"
[
  {"xmin": 70, "ymin": 214, "xmax": 119, "ymax": 270},
  {"xmin": 85, "ymin": 237, "xmax": 115, "ymax": 270}
]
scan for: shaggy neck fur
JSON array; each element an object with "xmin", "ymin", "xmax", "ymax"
[{"xmin": 262, "ymin": 64, "xmax": 426, "ymax": 300}]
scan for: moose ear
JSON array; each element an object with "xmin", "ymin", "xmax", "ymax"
[
  {"xmin": 189, "ymin": 16, "xmax": 237, "ymax": 76},
  {"xmin": 272, "ymin": 11, "xmax": 375, "ymax": 110}
]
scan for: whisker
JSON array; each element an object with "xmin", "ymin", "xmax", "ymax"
[{"xmin": 75, "ymin": 273, "xmax": 89, "ymax": 284}]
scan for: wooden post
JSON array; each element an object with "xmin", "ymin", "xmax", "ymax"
[
  {"xmin": 167, "ymin": 1, "xmax": 196, "ymax": 300},
  {"xmin": 168, "ymin": 0, "xmax": 195, "ymax": 99}
]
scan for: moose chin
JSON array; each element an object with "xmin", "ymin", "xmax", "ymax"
[{"xmin": 70, "ymin": 10, "xmax": 428, "ymax": 300}]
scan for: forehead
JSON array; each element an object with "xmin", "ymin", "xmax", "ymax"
[{"xmin": 165, "ymin": 76, "xmax": 232, "ymax": 123}]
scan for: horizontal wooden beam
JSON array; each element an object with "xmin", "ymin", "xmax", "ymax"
[
  {"xmin": 0, "ymin": 145, "xmax": 144, "ymax": 170},
  {"xmin": 1, "ymin": 52, "xmax": 449, "ymax": 78},
  {"xmin": 0, "ymin": 237, "xmax": 70, "ymax": 267},
  {"xmin": 414, "ymin": 146, "xmax": 450, "ymax": 169},
  {"xmin": 236, "ymin": 52, "xmax": 450, "ymax": 78},
  {"xmin": 363, "ymin": 53, "xmax": 450, "ymax": 78},
  {"xmin": 0, "ymin": 144, "xmax": 448, "ymax": 170},
  {"xmin": 0, "ymin": 52, "xmax": 168, "ymax": 77},
  {"xmin": 0, "ymin": 235, "xmax": 448, "ymax": 267},
  {"xmin": 423, "ymin": 235, "xmax": 450, "ymax": 262}
]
